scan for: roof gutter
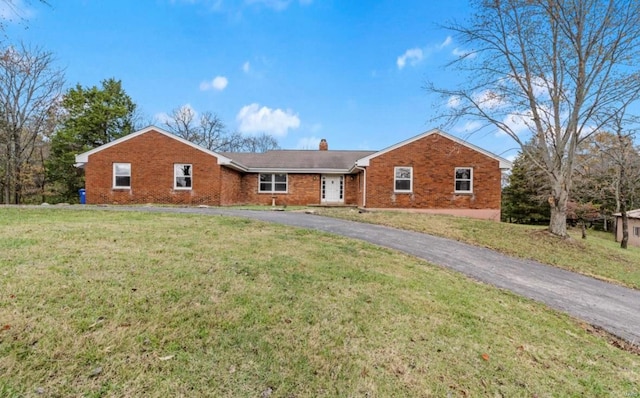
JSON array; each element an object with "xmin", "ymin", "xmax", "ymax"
[
  {"xmin": 354, "ymin": 165, "xmax": 367, "ymax": 208},
  {"xmin": 243, "ymin": 167, "xmax": 353, "ymax": 174},
  {"xmin": 219, "ymin": 159, "xmax": 249, "ymax": 172}
]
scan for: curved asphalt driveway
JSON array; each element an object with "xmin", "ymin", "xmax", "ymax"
[{"xmin": 79, "ymin": 206, "xmax": 640, "ymax": 345}]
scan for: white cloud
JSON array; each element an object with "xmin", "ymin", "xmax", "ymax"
[
  {"xmin": 440, "ymin": 36, "xmax": 453, "ymax": 48},
  {"xmin": 397, "ymin": 48, "xmax": 423, "ymax": 70},
  {"xmin": 473, "ymin": 90, "xmax": 506, "ymax": 110},
  {"xmin": 242, "ymin": 61, "xmax": 250, "ymax": 73},
  {"xmin": 454, "ymin": 120, "xmax": 484, "ymax": 134},
  {"xmin": 396, "ymin": 36, "xmax": 454, "ymax": 70},
  {"xmin": 212, "ymin": 76, "xmax": 228, "ymax": 90},
  {"xmin": 447, "ymin": 95, "xmax": 461, "ymax": 108},
  {"xmin": 200, "ymin": 76, "xmax": 228, "ymax": 91},
  {"xmin": 452, "ymin": 47, "xmax": 476, "ymax": 59},
  {"xmin": 495, "ymin": 110, "xmax": 536, "ymax": 137},
  {"xmin": 296, "ymin": 136, "xmax": 321, "ymax": 150},
  {"xmin": 236, "ymin": 103, "xmax": 300, "ymax": 136},
  {"xmin": 505, "ymin": 113, "xmax": 532, "ymax": 136},
  {"xmin": 528, "ymin": 75, "xmax": 550, "ymax": 98}
]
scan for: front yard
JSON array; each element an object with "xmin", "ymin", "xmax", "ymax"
[{"xmin": 0, "ymin": 208, "xmax": 638, "ymax": 397}]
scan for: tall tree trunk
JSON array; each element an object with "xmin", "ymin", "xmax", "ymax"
[
  {"xmin": 620, "ymin": 186, "xmax": 629, "ymax": 249},
  {"xmin": 13, "ymin": 136, "xmax": 20, "ymax": 204},
  {"xmin": 549, "ymin": 179, "xmax": 569, "ymax": 237},
  {"xmin": 549, "ymin": 206, "xmax": 568, "ymax": 237},
  {"xmin": 620, "ymin": 164, "xmax": 629, "ymax": 249},
  {"xmin": 14, "ymin": 164, "xmax": 21, "ymax": 204},
  {"xmin": 4, "ymin": 148, "xmax": 11, "ymax": 204},
  {"xmin": 3, "ymin": 176, "xmax": 8, "ymax": 204},
  {"xmin": 39, "ymin": 145, "xmax": 46, "ymax": 203},
  {"xmin": 621, "ymin": 210, "xmax": 629, "ymax": 249}
]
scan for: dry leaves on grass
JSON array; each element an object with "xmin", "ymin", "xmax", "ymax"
[{"xmin": 582, "ymin": 324, "xmax": 640, "ymax": 356}]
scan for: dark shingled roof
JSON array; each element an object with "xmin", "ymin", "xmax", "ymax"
[{"xmin": 220, "ymin": 150, "xmax": 377, "ymax": 171}]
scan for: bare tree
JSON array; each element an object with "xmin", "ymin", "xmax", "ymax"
[
  {"xmin": 0, "ymin": 43, "xmax": 64, "ymax": 204},
  {"xmin": 573, "ymin": 129, "xmax": 640, "ymax": 227},
  {"xmin": 236, "ymin": 132, "xmax": 280, "ymax": 153},
  {"xmin": 428, "ymin": 0, "xmax": 640, "ymax": 237},
  {"xmin": 198, "ymin": 111, "xmax": 227, "ymax": 151},
  {"xmin": 163, "ymin": 105, "xmax": 200, "ymax": 143},
  {"xmin": 163, "ymin": 106, "xmax": 230, "ymax": 151},
  {"xmin": 572, "ymin": 134, "xmax": 619, "ymax": 217},
  {"xmin": 162, "ymin": 105, "xmax": 280, "ymax": 152},
  {"xmin": 217, "ymin": 131, "xmax": 247, "ymax": 152},
  {"xmin": 607, "ymin": 112, "xmax": 640, "ymax": 249}
]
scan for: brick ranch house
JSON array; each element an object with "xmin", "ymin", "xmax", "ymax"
[{"xmin": 75, "ymin": 126, "xmax": 512, "ymax": 220}]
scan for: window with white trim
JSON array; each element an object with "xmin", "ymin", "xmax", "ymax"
[
  {"xmin": 634, "ymin": 226, "xmax": 640, "ymax": 237},
  {"xmin": 113, "ymin": 163, "xmax": 131, "ymax": 189},
  {"xmin": 259, "ymin": 173, "xmax": 287, "ymax": 193},
  {"xmin": 455, "ymin": 167, "xmax": 473, "ymax": 193},
  {"xmin": 394, "ymin": 166, "xmax": 413, "ymax": 193},
  {"xmin": 174, "ymin": 164, "xmax": 192, "ymax": 189}
]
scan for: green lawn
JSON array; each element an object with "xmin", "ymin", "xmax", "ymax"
[
  {"xmin": 1, "ymin": 208, "xmax": 638, "ymax": 397},
  {"xmin": 313, "ymin": 208, "xmax": 640, "ymax": 290}
]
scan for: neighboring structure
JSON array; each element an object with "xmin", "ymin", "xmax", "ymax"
[
  {"xmin": 75, "ymin": 126, "xmax": 512, "ymax": 220},
  {"xmin": 614, "ymin": 209, "xmax": 640, "ymax": 247}
]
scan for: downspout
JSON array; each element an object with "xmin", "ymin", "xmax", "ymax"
[{"xmin": 354, "ymin": 165, "xmax": 367, "ymax": 208}]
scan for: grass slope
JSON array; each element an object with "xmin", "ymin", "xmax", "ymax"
[
  {"xmin": 1, "ymin": 208, "xmax": 638, "ymax": 397},
  {"xmin": 314, "ymin": 208, "xmax": 640, "ymax": 290}
]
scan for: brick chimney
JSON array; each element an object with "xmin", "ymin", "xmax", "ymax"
[{"xmin": 319, "ymin": 138, "xmax": 328, "ymax": 151}]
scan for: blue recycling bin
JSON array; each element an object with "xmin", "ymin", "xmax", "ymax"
[{"xmin": 79, "ymin": 188, "xmax": 86, "ymax": 205}]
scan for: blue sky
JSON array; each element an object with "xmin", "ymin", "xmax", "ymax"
[{"xmin": 3, "ymin": 0, "xmax": 519, "ymax": 159}]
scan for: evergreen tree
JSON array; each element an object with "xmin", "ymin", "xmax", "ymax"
[
  {"xmin": 502, "ymin": 150, "xmax": 550, "ymax": 224},
  {"xmin": 46, "ymin": 78, "xmax": 137, "ymax": 201}
]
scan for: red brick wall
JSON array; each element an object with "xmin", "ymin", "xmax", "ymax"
[
  {"xmin": 220, "ymin": 167, "xmax": 243, "ymax": 205},
  {"xmin": 344, "ymin": 174, "xmax": 360, "ymax": 205},
  {"xmin": 364, "ymin": 134, "xmax": 502, "ymax": 210},
  {"xmin": 239, "ymin": 173, "xmax": 327, "ymax": 206},
  {"xmin": 84, "ymin": 130, "xmax": 222, "ymax": 205}
]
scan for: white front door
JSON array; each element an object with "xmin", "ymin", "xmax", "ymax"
[{"xmin": 321, "ymin": 175, "xmax": 344, "ymax": 203}]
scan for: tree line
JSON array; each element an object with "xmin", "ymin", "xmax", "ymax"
[
  {"xmin": 502, "ymin": 131, "xmax": 640, "ymax": 234},
  {"xmin": 0, "ymin": 45, "xmax": 279, "ymax": 205}
]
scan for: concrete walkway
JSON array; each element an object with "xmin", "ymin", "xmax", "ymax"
[{"xmin": 78, "ymin": 206, "xmax": 640, "ymax": 345}]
